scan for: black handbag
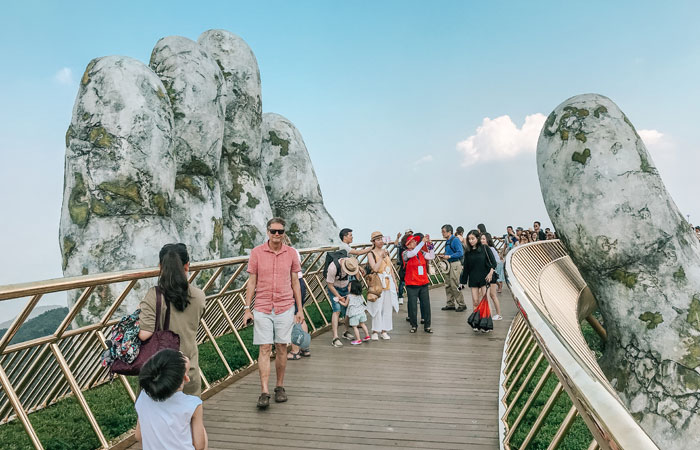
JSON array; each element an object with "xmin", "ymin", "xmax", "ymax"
[{"xmin": 484, "ymin": 245, "xmax": 498, "ymax": 283}]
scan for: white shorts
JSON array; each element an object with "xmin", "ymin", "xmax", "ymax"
[{"xmin": 253, "ymin": 307, "xmax": 294, "ymax": 345}]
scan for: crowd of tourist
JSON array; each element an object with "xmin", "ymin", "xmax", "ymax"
[{"xmin": 129, "ymin": 217, "xmax": 557, "ymax": 449}]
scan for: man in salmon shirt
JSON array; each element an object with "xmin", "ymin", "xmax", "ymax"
[{"xmin": 243, "ymin": 217, "xmax": 304, "ymax": 410}]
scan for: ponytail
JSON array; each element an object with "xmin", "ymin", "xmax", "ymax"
[{"xmin": 158, "ymin": 243, "xmax": 190, "ymax": 312}]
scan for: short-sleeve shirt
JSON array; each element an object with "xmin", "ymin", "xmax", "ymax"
[
  {"xmin": 139, "ymin": 285, "xmax": 205, "ymax": 396},
  {"xmin": 135, "ymin": 391, "xmax": 201, "ymax": 450},
  {"xmin": 339, "ymin": 242, "xmax": 352, "ymax": 254},
  {"xmin": 247, "ymin": 242, "xmax": 301, "ymax": 314},
  {"xmin": 325, "ymin": 259, "xmax": 350, "ymax": 289},
  {"xmin": 346, "ymin": 294, "xmax": 366, "ymax": 318}
]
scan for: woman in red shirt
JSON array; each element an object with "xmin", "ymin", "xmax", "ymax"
[{"xmin": 402, "ymin": 234, "xmax": 436, "ymax": 333}]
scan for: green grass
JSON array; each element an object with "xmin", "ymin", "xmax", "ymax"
[
  {"xmin": 503, "ymin": 314, "xmax": 606, "ymax": 449},
  {"xmin": 0, "ymin": 301, "xmax": 332, "ymax": 449}
]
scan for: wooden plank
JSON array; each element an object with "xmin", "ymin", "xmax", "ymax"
[{"xmin": 129, "ymin": 287, "xmax": 517, "ymax": 449}]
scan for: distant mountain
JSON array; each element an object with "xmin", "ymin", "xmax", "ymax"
[
  {"xmin": 0, "ymin": 307, "xmax": 69, "ymax": 344},
  {"xmin": 0, "ymin": 305, "xmax": 64, "ymax": 329}
]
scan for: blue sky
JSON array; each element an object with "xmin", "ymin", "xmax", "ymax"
[{"xmin": 1, "ymin": 1, "xmax": 699, "ymax": 315}]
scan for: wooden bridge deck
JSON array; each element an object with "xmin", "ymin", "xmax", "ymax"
[{"xmin": 131, "ymin": 287, "xmax": 517, "ymax": 450}]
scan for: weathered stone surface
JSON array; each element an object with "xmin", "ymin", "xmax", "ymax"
[
  {"xmin": 198, "ymin": 30, "xmax": 273, "ymax": 256},
  {"xmin": 149, "ymin": 36, "xmax": 225, "ymax": 262},
  {"xmin": 537, "ymin": 93, "xmax": 700, "ymax": 448},
  {"xmin": 60, "ymin": 56, "xmax": 179, "ymax": 323},
  {"xmin": 260, "ymin": 113, "xmax": 337, "ymax": 247}
]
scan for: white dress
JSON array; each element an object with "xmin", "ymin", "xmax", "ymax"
[{"xmin": 366, "ymin": 257, "xmax": 398, "ymax": 332}]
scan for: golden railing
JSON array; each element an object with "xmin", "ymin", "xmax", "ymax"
[
  {"xmin": 0, "ymin": 238, "xmax": 450, "ymax": 450},
  {"xmin": 501, "ymin": 240, "xmax": 658, "ymax": 450}
]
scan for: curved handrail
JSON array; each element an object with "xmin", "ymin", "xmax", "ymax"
[{"xmin": 504, "ymin": 240, "xmax": 658, "ymax": 450}]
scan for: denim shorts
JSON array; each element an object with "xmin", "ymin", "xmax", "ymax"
[{"xmin": 328, "ymin": 285, "xmax": 349, "ymax": 317}]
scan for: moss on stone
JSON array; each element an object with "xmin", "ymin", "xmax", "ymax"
[
  {"xmin": 682, "ymin": 335, "xmax": 700, "ymax": 369},
  {"xmin": 98, "ymin": 179, "xmax": 142, "ymax": 205},
  {"xmin": 82, "ymin": 267, "xmax": 89, "ymax": 275},
  {"xmin": 593, "ymin": 105, "xmax": 608, "ymax": 118},
  {"xmin": 610, "ymin": 268, "xmax": 637, "ymax": 288},
  {"xmin": 156, "ymin": 88, "xmax": 166, "ymax": 100},
  {"xmin": 639, "ymin": 311, "xmax": 663, "ymax": 329},
  {"xmin": 560, "ymin": 129, "xmax": 569, "ymax": 140},
  {"xmin": 226, "ymin": 184, "xmax": 244, "ymax": 205},
  {"xmin": 572, "ymin": 148, "xmax": 591, "ymax": 165},
  {"xmin": 88, "ymin": 126, "xmax": 114, "ymax": 148},
  {"xmin": 62, "ymin": 236, "xmax": 76, "ymax": 270},
  {"xmin": 543, "ymin": 112, "xmax": 557, "ymax": 137},
  {"xmin": 245, "ymin": 193, "xmax": 260, "ymax": 208},
  {"xmin": 205, "ymin": 176, "xmax": 215, "ymax": 191},
  {"xmin": 674, "ymin": 267, "xmax": 686, "ymax": 282},
  {"xmin": 209, "ymin": 217, "xmax": 223, "ymax": 253},
  {"xmin": 175, "ymin": 175, "xmax": 204, "ymax": 201},
  {"xmin": 68, "ymin": 173, "xmax": 90, "ymax": 227},
  {"xmin": 90, "ymin": 198, "xmax": 109, "ymax": 216},
  {"xmin": 65, "ymin": 125, "xmax": 74, "ymax": 148},
  {"xmin": 181, "ymin": 158, "xmax": 214, "ymax": 177},
  {"xmin": 287, "ymin": 222, "xmax": 301, "ymax": 245},
  {"xmin": 563, "ymin": 106, "xmax": 589, "ymax": 118},
  {"xmin": 152, "ymin": 193, "xmax": 169, "ymax": 216},
  {"xmin": 267, "ymin": 131, "xmax": 290, "ymax": 156},
  {"xmin": 235, "ymin": 227, "xmax": 259, "ymax": 255},
  {"xmin": 81, "ymin": 60, "xmax": 96, "ymax": 86},
  {"xmin": 688, "ymin": 294, "xmax": 700, "ymax": 331},
  {"xmin": 639, "ymin": 151, "xmax": 655, "ymax": 174},
  {"xmin": 574, "ymin": 132, "xmax": 587, "ymax": 143},
  {"xmin": 215, "ymin": 60, "xmax": 233, "ymax": 79}
]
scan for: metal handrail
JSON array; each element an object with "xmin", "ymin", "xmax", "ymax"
[
  {"xmin": 0, "ymin": 238, "xmax": 449, "ymax": 449},
  {"xmin": 501, "ymin": 240, "xmax": 658, "ymax": 450}
]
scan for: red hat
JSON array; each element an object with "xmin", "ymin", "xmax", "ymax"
[{"xmin": 408, "ymin": 235, "xmax": 421, "ymax": 245}]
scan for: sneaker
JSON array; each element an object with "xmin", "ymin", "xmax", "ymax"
[
  {"xmin": 455, "ymin": 306, "xmax": 467, "ymax": 312},
  {"xmin": 362, "ymin": 335, "xmax": 371, "ymax": 342},
  {"xmin": 350, "ymin": 339, "xmax": 362, "ymax": 345},
  {"xmin": 342, "ymin": 331, "xmax": 355, "ymax": 340},
  {"xmin": 441, "ymin": 305, "xmax": 456, "ymax": 311},
  {"xmin": 381, "ymin": 332, "xmax": 390, "ymax": 340},
  {"xmin": 371, "ymin": 333, "xmax": 379, "ymax": 341},
  {"xmin": 256, "ymin": 393, "xmax": 270, "ymax": 409},
  {"xmin": 398, "ymin": 297, "xmax": 404, "ymax": 305},
  {"xmin": 493, "ymin": 314, "xmax": 503, "ymax": 320},
  {"xmin": 472, "ymin": 328, "xmax": 479, "ymax": 333},
  {"xmin": 420, "ymin": 319, "xmax": 424, "ymax": 324},
  {"xmin": 331, "ymin": 338, "xmax": 343, "ymax": 347},
  {"xmin": 274, "ymin": 386, "xmax": 287, "ymax": 403}
]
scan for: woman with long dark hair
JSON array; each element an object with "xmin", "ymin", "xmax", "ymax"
[
  {"xmin": 480, "ymin": 233, "xmax": 503, "ymax": 320},
  {"xmin": 460, "ymin": 230, "xmax": 497, "ymax": 310},
  {"xmin": 138, "ymin": 243, "xmax": 206, "ymax": 396}
]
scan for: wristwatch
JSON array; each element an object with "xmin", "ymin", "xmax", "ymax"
[{"xmin": 243, "ymin": 305, "xmax": 250, "ymax": 310}]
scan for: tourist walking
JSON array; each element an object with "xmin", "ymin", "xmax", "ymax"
[
  {"xmin": 366, "ymin": 231, "xmax": 399, "ymax": 340},
  {"xmin": 480, "ymin": 233, "xmax": 503, "ymax": 320},
  {"xmin": 243, "ymin": 218, "xmax": 304, "ymax": 409},
  {"xmin": 403, "ymin": 234, "xmax": 435, "ymax": 333},
  {"xmin": 138, "ymin": 243, "xmax": 206, "ymax": 397},
  {"xmin": 326, "ymin": 256, "xmax": 360, "ymax": 347},
  {"xmin": 460, "ymin": 230, "xmax": 497, "ymax": 310},
  {"xmin": 439, "ymin": 224, "xmax": 466, "ymax": 312}
]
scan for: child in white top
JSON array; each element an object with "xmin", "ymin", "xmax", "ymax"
[
  {"xmin": 338, "ymin": 280, "xmax": 371, "ymax": 345},
  {"xmin": 135, "ymin": 349, "xmax": 208, "ymax": 450}
]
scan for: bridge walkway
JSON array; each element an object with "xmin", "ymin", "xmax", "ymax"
[{"xmin": 130, "ymin": 287, "xmax": 517, "ymax": 450}]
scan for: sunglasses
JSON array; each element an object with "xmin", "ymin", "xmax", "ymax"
[{"xmin": 268, "ymin": 229, "xmax": 285, "ymax": 235}]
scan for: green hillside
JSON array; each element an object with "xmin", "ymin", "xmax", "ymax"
[{"xmin": 0, "ymin": 307, "xmax": 69, "ymax": 344}]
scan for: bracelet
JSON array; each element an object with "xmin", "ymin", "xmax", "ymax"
[{"xmin": 243, "ymin": 305, "xmax": 250, "ymax": 310}]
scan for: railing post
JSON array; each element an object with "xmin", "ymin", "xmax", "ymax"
[{"xmin": 0, "ymin": 364, "xmax": 44, "ymax": 449}]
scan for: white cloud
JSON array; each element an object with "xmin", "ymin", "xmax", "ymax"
[
  {"xmin": 54, "ymin": 67, "xmax": 73, "ymax": 85},
  {"xmin": 413, "ymin": 154, "xmax": 433, "ymax": 166},
  {"xmin": 457, "ymin": 113, "xmax": 547, "ymax": 167},
  {"xmin": 638, "ymin": 129, "xmax": 665, "ymax": 148}
]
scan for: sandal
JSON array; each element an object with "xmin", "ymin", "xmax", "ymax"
[
  {"xmin": 409, "ymin": 327, "xmax": 417, "ymax": 333},
  {"xmin": 300, "ymin": 349, "xmax": 311, "ymax": 357},
  {"xmin": 287, "ymin": 351, "xmax": 301, "ymax": 360},
  {"xmin": 424, "ymin": 328, "xmax": 434, "ymax": 334}
]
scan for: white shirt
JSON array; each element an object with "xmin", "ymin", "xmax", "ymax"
[
  {"xmin": 135, "ymin": 391, "xmax": 202, "ymax": 450},
  {"xmin": 339, "ymin": 242, "xmax": 352, "ymax": 254}
]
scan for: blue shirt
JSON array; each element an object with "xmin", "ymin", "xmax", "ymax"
[{"xmin": 445, "ymin": 235, "xmax": 464, "ymax": 262}]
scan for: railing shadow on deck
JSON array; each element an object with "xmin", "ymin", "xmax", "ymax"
[
  {"xmin": 501, "ymin": 240, "xmax": 658, "ymax": 450},
  {"xmin": 0, "ymin": 238, "xmax": 458, "ymax": 450}
]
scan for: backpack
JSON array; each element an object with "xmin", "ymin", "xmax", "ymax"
[
  {"xmin": 323, "ymin": 249, "xmax": 349, "ymax": 280},
  {"xmin": 101, "ymin": 309, "xmax": 141, "ymax": 369}
]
